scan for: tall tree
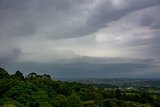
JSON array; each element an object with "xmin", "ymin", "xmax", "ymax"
[
  {"xmin": 12, "ymin": 71, "xmax": 24, "ymax": 80},
  {"xmin": 0, "ymin": 67, "xmax": 9, "ymax": 79}
]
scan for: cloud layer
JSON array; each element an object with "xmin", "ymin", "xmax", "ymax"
[{"xmin": 0, "ymin": 0, "xmax": 160, "ymax": 78}]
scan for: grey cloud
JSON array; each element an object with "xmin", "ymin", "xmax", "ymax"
[
  {"xmin": 0, "ymin": 47, "xmax": 22, "ymax": 60},
  {"xmin": 116, "ymin": 38, "xmax": 160, "ymax": 60},
  {"xmin": 0, "ymin": 47, "xmax": 22, "ymax": 67},
  {"xmin": 139, "ymin": 10, "xmax": 160, "ymax": 29},
  {"xmin": 140, "ymin": 14, "xmax": 154, "ymax": 27},
  {"xmin": 0, "ymin": 0, "xmax": 29, "ymax": 11},
  {"xmin": 0, "ymin": 0, "xmax": 160, "ymax": 78},
  {"xmin": 55, "ymin": 56, "xmax": 155, "ymax": 65},
  {"xmin": 151, "ymin": 23, "xmax": 160, "ymax": 29},
  {"xmin": 138, "ymin": 4, "xmax": 160, "ymax": 29},
  {"xmin": 86, "ymin": 0, "xmax": 160, "ymax": 32},
  {"xmin": 0, "ymin": 0, "xmax": 160, "ymax": 39},
  {"xmin": 59, "ymin": 0, "xmax": 160, "ymax": 39},
  {"xmin": 0, "ymin": 55, "xmax": 158, "ymax": 78},
  {"xmin": 127, "ymin": 0, "xmax": 160, "ymax": 10},
  {"xmin": 143, "ymin": 39, "xmax": 160, "ymax": 58},
  {"xmin": 13, "ymin": 20, "xmax": 37, "ymax": 36},
  {"xmin": 123, "ymin": 34, "xmax": 160, "ymax": 47},
  {"xmin": 49, "ymin": 62, "xmax": 154, "ymax": 78},
  {"xmin": 6, "ymin": 61, "xmax": 160, "ymax": 78}
]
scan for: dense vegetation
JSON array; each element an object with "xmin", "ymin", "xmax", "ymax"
[{"xmin": 0, "ymin": 67, "xmax": 160, "ymax": 107}]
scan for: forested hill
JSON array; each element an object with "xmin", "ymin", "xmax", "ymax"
[
  {"xmin": 0, "ymin": 67, "xmax": 160, "ymax": 107},
  {"xmin": 58, "ymin": 78, "xmax": 160, "ymax": 88}
]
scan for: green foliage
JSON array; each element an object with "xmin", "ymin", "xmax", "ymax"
[
  {"xmin": 10, "ymin": 71, "xmax": 24, "ymax": 80},
  {"xmin": 83, "ymin": 100, "xmax": 96, "ymax": 107},
  {"xmin": 0, "ymin": 68, "xmax": 9, "ymax": 79},
  {"xmin": 27, "ymin": 72, "xmax": 37, "ymax": 78},
  {"xmin": 67, "ymin": 93, "xmax": 81, "ymax": 107},
  {"xmin": 79, "ymin": 88, "xmax": 90, "ymax": 101},
  {"xmin": 52, "ymin": 95, "xmax": 68, "ymax": 107},
  {"xmin": 0, "ymin": 67, "xmax": 160, "ymax": 107},
  {"xmin": 115, "ymin": 88, "xmax": 122, "ymax": 100},
  {"xmin": 103, "ymin": 99, "xmax": 117, "ymax": 107},
  {"xmin": 3, "ymin": 81, "xmax": 49, "ymax": 105}
]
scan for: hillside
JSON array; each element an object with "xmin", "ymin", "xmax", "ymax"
[{"xmin": 0, "ymin": 67, "xmax": 160, "ymax": 107}]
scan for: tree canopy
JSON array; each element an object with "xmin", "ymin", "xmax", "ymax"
[{"xmin": 0, "ymin": 67, "xmax": 160, "ymax": 107}]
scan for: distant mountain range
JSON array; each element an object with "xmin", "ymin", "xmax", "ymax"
[{"xmin": 57, "ymin": 78, "xmax": 160, "ymax": 88}]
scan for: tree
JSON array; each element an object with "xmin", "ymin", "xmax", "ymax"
[
  {"xmin": 11, "ymin": 71, "xmax": 24, "ymax": 80},
  {"xmin": 27, "ymin": 72, "xmax": 37, "ymax": 78},
  {"xmin": 103, "ymin": 99, "xmax": 117, "ymax": 107},
  {"xmin": 67, "ymin": 93, "xmax": 81, "ymax": 107},
  {"xmin": 79, "ymin": 88, "xmax": 90, "ymax": 101},
  {"xmin": 0, "ymin": 67, "xmax": 9, "ymax": 79},
  {"xmin": 115, "ymin": 89, "xmax": 122, "ymax": 100},
  {"xmin": 140, "ymin": 92, "xmax": 152, "ymax": 104},
  {"xmin": 43, "ymin": 74, "xmax": 51, "ymax": 79},
  {"xmin": 3, "ymin": 81, "xmax": 49, "ymax": 106},
  {"xmin": 89, "ymin": 91, "xmax": 103, "ymax": 106},
  {"xmin": 52, "ymin": 95, "xmax": 68, "ymax": 107}
]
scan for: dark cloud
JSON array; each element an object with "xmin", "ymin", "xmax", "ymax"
[
  {"xmin": 13, "ymin": 21, "xmax": 37, "ymax": 36},
  {"xmin": 0, "ymin": 47, "xmax": 22, "ymax": 73},
  {"xmin": 0, "ymin": 55, "xmax": 158, "ymax": 78},
  {"xmin": 0, "ymin": 0, "xmax": 160, "ymax": 78},
  {"xmin": 140, "ymin": 14, "xmax": 154, "ymax": 27},
  {"xmin": 0, "ymin": 0, "xmax": 160, "ymax": 39},
  {"xmin": 6, "ymin": 61, "xmax": 160, "ymax": 78},
  {"xmin": 86, "ymin": 0, "xmax": 160, "ymax": 35},
  {"xmin": 0, "ymin": 0, "xmax": 29, "ymax": 10},
  {"xmin": 143, "ymin": 38, "xmax": 160, "ymax": 58},
  {"xmin": 139, "ymin": 8, "xmax": 160, "ymax": 29},
  {"xmin": 55, "ymin": 56, "xmax": 155, "ymax": 65},
  {"xmin": 0, "ymin": 47, "xmax": 22, "ymax": 63}
]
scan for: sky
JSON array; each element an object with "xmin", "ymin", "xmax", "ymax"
[{"xmin": 0, "ymin": 0, "xmax": 160, "ymax": 78}]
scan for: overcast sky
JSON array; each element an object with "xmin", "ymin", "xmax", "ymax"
[{"xmin": 0, "ymin": 0, "xmax": 160, "ymax": 78}]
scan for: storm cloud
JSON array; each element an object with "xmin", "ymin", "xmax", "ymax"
[{"xmin": 0, "ymin": 0, "xmax": 160, "ymax": 78}]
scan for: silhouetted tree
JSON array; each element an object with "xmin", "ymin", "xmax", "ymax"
[
  {"xmin": 27, "ymin": 72, "xmax": 37, "ymax": 78},
  {"xmin": 43, "ymin": 74, "xmax": 51, "ymax": 79},
  {"xmin": 12, "ymin": 70, "xmax": 24, "ymax": 80},
  {"xmin": 0, "ymin": 67, "xmax": 9, "ymax": 79}
]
